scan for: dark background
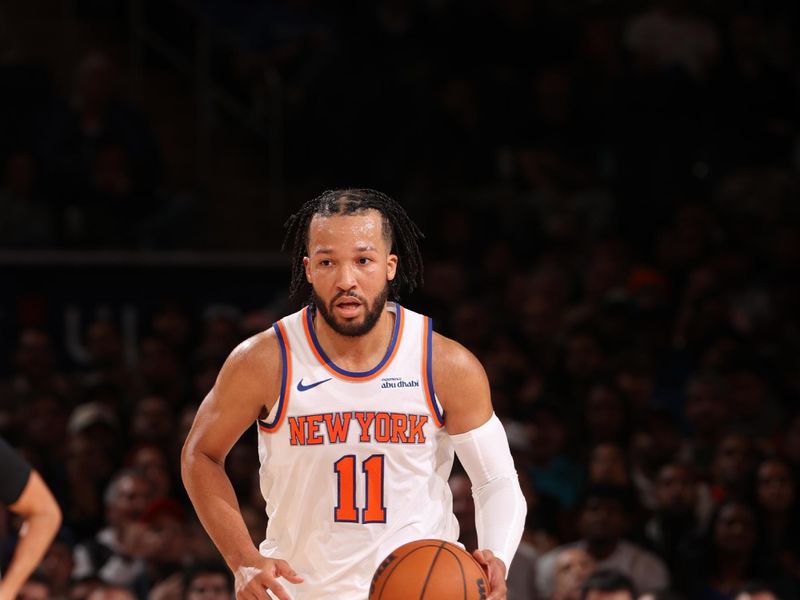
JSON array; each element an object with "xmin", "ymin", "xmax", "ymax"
[{"xmin": 1, "ymin": 1, "xmax": 800, "ymax": 599}]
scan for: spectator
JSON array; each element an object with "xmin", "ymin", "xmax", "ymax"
[
  {"xmin": 86, "ymin": 584, "xmax": 138, "ymax": 600},
  {"xmin": 15, "ymin": 573, "xmax": 51, "ymax": 600},
  {"xmin": 182, "ymin": 561, "xmax": 233, "ymax": 600},
  {"xmin": 754, "ymin": 458, "xmax": 800, "ymax": 581},
  {"xmin": 709, "ymin": 432, "xmax": 759, "ymax": 502},
  {"xmin": 0, "ymin": 150, "xmax": 53, "ymax": 247},
  {"xmin": 536, "ymin": 485, "xmax": 669, "ymax": 597},
  {"xmin": 734, "ymin": 581, "xmax": 779, "ymax": 600},
  {"xmin": 643, "ymin": 462, "xmax": 708, "ymax": 574},
  {"xmin": 587, "ymin": 443, "xmax": 629, "ymax": 488},
  {"xmin": 581, "ymin": 569, "xmax": 637, "ymax": 600},
  {"xmin": 39, "ymin": 530, "xmax": 77, "ymax": 600},
  {"xmin": 553, "ymin": 547, "xmax": 596, "ymax": 600},
  {"xmin": 523, "ymin": 402, "xmax": 585, "ymax": 510},
  {"xmin": 677, "ymin": 499, "xmax": 796, "ymax": 599},
  {"xmin": 73, "ymin": 469, "xmax": 153, "ymax": 586}
]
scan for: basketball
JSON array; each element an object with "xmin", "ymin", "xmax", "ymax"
[{"xmin": 369, "ymin": 539, "xmax": 490, "ymax": 600}]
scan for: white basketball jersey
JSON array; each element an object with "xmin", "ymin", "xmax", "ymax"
[{"xmin": 256, "ymin": 302, "xmax": 459, "ymax": 599}]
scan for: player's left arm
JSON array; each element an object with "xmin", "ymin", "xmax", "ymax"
[{"xmin": 432, "ymin": 333, "xmax": 527, "ymax": 600}]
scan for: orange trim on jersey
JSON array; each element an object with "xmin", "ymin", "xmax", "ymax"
[
  {"xmin": 258, "ymin": 320, "xmax": 292, "ymax": 432},
  {"xmin": 421, "ymin": 316, "xmax": 445, "ymax": 428},
  {"xmin": 301, "ymin": 304, "xmax": 405, "ymax": 382}
]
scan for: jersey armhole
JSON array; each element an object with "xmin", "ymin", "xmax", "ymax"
[
  {"xmin": 257, "ymin": 320, "xmax": 291, "ymax": 432},
  {"xmin": 421, "ymin": 316, "xmax": 445, "ymax": 428}
]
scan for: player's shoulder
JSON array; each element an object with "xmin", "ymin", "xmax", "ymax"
[
  {"xmin": 219, "ymin": 326, "xmax": 282, "ymax": 380},
  {"xmin": 430, "ymin": 331, "xmax": 486, "ymax": 381}
]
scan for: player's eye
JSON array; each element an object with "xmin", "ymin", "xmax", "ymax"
[
  {"xmin": 358, "ymin": 257, "xmax": 372, "ymax": 265},
  {"xmin": 319, "ymin": 259, "xmax": 332, "ymax": 267}
]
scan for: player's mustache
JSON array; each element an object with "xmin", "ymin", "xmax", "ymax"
[{"xmin": 330, "ymin": 290, "xmax": 367, "ymax": 307}]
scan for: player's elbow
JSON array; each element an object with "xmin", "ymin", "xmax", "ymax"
[
  {"xmin": 180, "ymin": 436, "xmax": 197, "ymax": 486},
  {"xmin": 180, "ymin": 435, "xmax": 222, "ymax": 489},
  {"xmin": 15, "ymin": 472, "xmax": 62, "ymax": 535}
]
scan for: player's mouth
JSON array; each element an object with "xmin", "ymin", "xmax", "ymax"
[{"xmin": 334, "ymin": 298, "xmax": 363, "ymax": 317}]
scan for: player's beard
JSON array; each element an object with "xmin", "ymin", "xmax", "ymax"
[{"xmin": 313, "ymin": 283, "xmax": 390, "ymax": 337}]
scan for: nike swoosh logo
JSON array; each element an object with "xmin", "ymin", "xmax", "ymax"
[{"xmin": 296, "ymin": 378, "xmax": 332, "ymax": 392}]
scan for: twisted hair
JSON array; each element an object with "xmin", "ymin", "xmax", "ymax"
[{"xmin": 282, "ymin": 188, "xmax": 424, "ymax": 302}]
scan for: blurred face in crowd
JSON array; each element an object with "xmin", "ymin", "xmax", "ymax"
[
  {"xmin": 128, "ymin": 445, "xmax": 172, "ymax": 500},
  {"xmin": 70, "ymin": 578, "xmax": 103, "ymax": 600},
  {"xmin": 15, "ymin": 329, "xmax": 55, "ymax": 378},
  {"xmin": 143, "ymin": 511, "xmax": 186, "ymax": 564},
  {"xmin": 131, "ymin": 396, "xmax": 173, "ymax": 442},
  {"xmin": 654, "ymin": 463, "xmax": 697, "ymax": 516},
  {"xmin": 727, "ymin": 370, "xmax": 768, "ymax": 421},
  {"xmin": 616, "ymin": 368, "xmax": 654, "ymax": 416},
  {"xmin": 304, "ymin": 210, "xmax": 397, "ymax": 337},
  {"xmin": 107, "ymin": 473, "xmax": 152, "ymax": 528},
  {"xmin": 585, "ymin": 385, "xmax": 626, "ymax": 443},
  {"xmin": 735, "ymin": 592, "xmax": 778, "ymax": 600},
  {"xmin": 712, "ymin": 433, "xmax": 757, "ymax": 490},
  {"xmin": 41, "ymin": 539, "xmax": 75, "ymax": 591},
  {"xmin": 521, "ymin": 292, "xmax": 563, "ymax": 344},
  {"xmin": 756, "ymin": 459, "xmax": 795, "ymax": 513},
  {"xmin": 579, "ymin": 496, "xmax": 626, "ymax": 545},
  {"xmin": 17, "ymin": 580, "xmax": 50, "ymax": 600},
  {"xmin": 565, "ymin": 333, "xmax": 604, "ymax": 380},
  {"xmin": 527, "ymin": 409, "xmax": 567, "ymax": 464},
  {"xmin": 139, "ymin": 338, "xmax": 180, "ymax": 385},
  {"xmin": 589, "ymin": 444, "xmax": 628, "ymax": 486},
  {"xmin": 713, "ymin": 502, "xmax": 756, "ymax": 556},
  {"xmin": 584, "ymin": 592, "xmax": 633, "ymax": 600},
  {"xmin": 552, "ymin": 547, "xmax": 595, "ymax": 600},
  {"xmin": 86, "ymin": 320, "xmax": 123, "ymax": 368},
  {"xmin": 684, "ymin": 378, "xmax": 729, "ymax": 436},
  {"xmin": 87, "ymin": 586, "xmax": 137, "ymax": 600},
  {"xmin": 23, "ymin": 394, "xmax": 68, "ymax": 448},
  {"xmin": 186, "ymin": 573, "xmax": 232, "ymax": 600},
  {"xmin": 152, "ymin": 304, "xmax": 191, "ymax": 348},
  {"xmin": 67, "ymin": 433, "xmax": 114, "ymax": 483}
]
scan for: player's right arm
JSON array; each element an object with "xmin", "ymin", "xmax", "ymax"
[{"xmin": 181, "ymin": 329, "xmax": 303, "ymax": 600}]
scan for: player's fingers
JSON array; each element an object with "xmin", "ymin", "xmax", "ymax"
[
  {"xmin": 472, "ymin": 548, "xmax": 491, "ymax": 566},
  {"xmin": 262, "ymin": 579, "xmax": 292, "ymax": 600},
  {"xmin": 274, "ymin": 559, "xmax": 304, "ymax": 584},
  {"xmin": 486, "ymin": 578, "xmax": 507, "ymax": 600},
  {"xmin": 234, "ymin": 586, "xmax": 261, "ymax": 600}
]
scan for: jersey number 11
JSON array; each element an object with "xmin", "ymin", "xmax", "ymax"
[{"xmin": 333, "ymin": 454, "xmax": 386, "ymax": 523}]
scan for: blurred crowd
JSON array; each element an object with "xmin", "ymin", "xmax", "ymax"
[{"xmin": 3, "ymin": 0, "xmax": 800, "ymax": 599}]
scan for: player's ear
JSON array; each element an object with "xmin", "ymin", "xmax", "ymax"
[
  {"xmin": 387, "ymin": 254, "xmax": 398, "ymax": 281},
  {"xmin": 303, "ymin": 256, "xmax": 312, "ymax": 282}
]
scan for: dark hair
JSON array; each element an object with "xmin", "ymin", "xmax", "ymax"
[
  {"xmin": 581, "ymin": 569, "xmax": 637, "ymax": 599},
  {"xmin": 182, "ymin": 561, "xmax": 233, "ymax": 599},
  {"xmin": 282, "ymin": 188, "xmax": 424, "ymax": 302},
  {"xmin": 577, "ymin": 483, "xmax": 634, "ymax": 513}
]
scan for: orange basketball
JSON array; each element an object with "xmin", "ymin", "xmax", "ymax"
[{"xmin": 369, "ymin": 539, "xmax": 490, "ymax": 600}]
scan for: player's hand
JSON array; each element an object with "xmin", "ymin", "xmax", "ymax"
[
  {"xmin": 234, "ymin": 557, "xmax": 304, "ymax": 600},
  {"xmin": 473, "ymin": 549, "xmax": 507, "ymax": 600}
]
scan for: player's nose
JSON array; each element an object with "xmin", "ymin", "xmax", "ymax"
[{"xmin": 335, "ymin": 263, "xmax": 357, "ymax": 290}]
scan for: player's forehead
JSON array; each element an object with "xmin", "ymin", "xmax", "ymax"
[{"xmin": 307, "ymin": 209, "xmax": 388, "ymax": 252}]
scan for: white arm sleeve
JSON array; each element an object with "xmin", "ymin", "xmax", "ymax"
[{"xmin": 449, "ymin": 413, "xmax": 527, "ymax": 570}]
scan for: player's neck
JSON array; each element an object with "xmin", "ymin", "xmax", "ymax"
[{"xmin": 313, "ymin": 306, "xmax": 395, "ymax": 371}]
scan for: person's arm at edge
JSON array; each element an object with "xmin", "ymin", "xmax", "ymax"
[
  {"xmin": 433, "ymin": 332, "xmax": 526, "ymax": 600},
  {"xmin": 0, "ymin": 471, "xmax": 62, "ymax": 600},
  {"xmin": 180, "ymin": 330, "xmax": 302, "ymax": 600}
]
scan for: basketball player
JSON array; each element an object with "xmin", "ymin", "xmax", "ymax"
[
  {"xmin": 182, "ymin": 189, "xmax": 527, "ymax": 599},
  {"xmin": 0, "ymin": 436, "xmax": 62, "ymax": 600}
]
